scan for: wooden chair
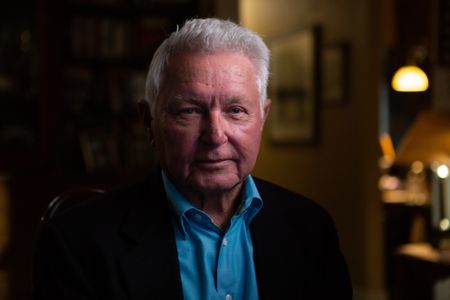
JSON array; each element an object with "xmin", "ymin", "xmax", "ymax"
[{"xmin": 41, "ymin": 188, "xmax": 105, "ymax": 222}]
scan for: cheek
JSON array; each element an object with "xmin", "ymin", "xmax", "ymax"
[
  {"xmin": 156, "ymin": 124, "xmax": 198, "ymax": 158},
  {"xmin": 235, "ymin": 124, "xmax": 263, "ymax": 160}
]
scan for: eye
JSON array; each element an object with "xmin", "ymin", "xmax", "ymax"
[
  {"xmin": 230, "ymin": 106, "xmax": 245, "ymax": 114},
  {"xmin": 179, "ymin": 107, "xmax": 201, "ymax": 115}
]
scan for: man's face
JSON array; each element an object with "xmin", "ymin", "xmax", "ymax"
[{"xmin": 150, "ymin": 52, "xmax": 270, "ymax": 194}]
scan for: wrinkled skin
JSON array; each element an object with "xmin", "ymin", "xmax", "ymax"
[{"xmin": 140, "ymin": 52, "xmax": 270, "ymax": 212}]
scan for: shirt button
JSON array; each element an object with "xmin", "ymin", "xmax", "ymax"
[
  {"xmin": 225, "ymin": 294, "xmax": 232, "ymax": 300},
  {"xmin": 222, "ymin": 238, "xmax": 228, "ymax": 246}
]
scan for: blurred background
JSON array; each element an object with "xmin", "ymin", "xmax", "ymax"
[{"xmin": 1, "ymin": 0, "xmax": 449, "ymax": 299}]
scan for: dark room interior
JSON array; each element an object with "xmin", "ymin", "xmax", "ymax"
[{"xmin": 1, "ymin": 0, "xmax": 450, "ymax": 299}]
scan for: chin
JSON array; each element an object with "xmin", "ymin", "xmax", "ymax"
[{"xmin": 188, "ymin": 174, "xmax": 243, "ymax": 193}]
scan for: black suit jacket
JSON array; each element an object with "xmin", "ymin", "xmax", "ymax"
[{"xmin": 33, "ymin": 171, "xmax": 352, "ymax": 299}]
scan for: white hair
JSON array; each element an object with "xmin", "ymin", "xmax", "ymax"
[{"xmin": 144, "ymin": 18, "xmax": 270, "ymax": 115}]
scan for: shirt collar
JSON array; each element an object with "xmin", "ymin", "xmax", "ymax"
[
  {"xmin": 161, "ymin": 171, "xmax": 193, "ymax": 236},
  {"xmin": 237, "ymin": 175, "xmax": 263, "ymax": 221},
  {"xmin": 162, "ymin": 171, "xmax": 263, "ymax": 237}
]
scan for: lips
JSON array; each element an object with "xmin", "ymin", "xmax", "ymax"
[
  {"xmin": 196, "ymin": 159, "xmax": 228, "ymax": 164},
  {"xmin": 194, "ymin": 158, "xmax": 230, "ymax": 168}
]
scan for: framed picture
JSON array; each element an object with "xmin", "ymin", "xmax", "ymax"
[
  {"xmin": 268, "ymin": 26, "xmax": 321, "ymax": 144},
  {"xmin": 79, "ymin": 128, "xmax": 121, "ymax": 174},
  {"xmin": 322, "ymin": 42, "xmax": 350, "ymax": 106}
]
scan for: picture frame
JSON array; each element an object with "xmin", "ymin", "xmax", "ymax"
[
  {"xmin": 78, "ymin": 127, "xmax": 121, "ymax": 174},
  {"xmin": 322, "ymin": 42, "xmax": 350, "ymax": 106},
  {"xmin": 268, "ymin": 26, "xmax": 321, "ymax": 144}
]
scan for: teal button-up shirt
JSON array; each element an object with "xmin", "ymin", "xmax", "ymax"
[{"xmin": 162, "ymin": 172, "xmax": 263, "ymax": 300}]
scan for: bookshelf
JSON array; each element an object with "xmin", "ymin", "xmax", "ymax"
[
  {"xmin": 0, "ymin": 1, "xmax": 40, "ymax": 171},
  {"xmin": 40, "ymin": 0, "xmax": 209, "ymax": 177},
  {"xmin": 1, "ymin": 1, "xmax": 215, "ymax": 299},
  {"xmin": 0, "ymin": 0, "xmax": 216, "ymax": 177}
]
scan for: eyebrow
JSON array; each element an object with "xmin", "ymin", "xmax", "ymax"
[
  {"xmin": 170, "ymin": 94, "xmax": 251, "ymax": 107},
  {"xmin": 171, "ymin": 95, "xmax": 203, "ymax": 105},
  {"xmin": 224, "ymin": 96, "xmax": 247, "ymax": 104}
]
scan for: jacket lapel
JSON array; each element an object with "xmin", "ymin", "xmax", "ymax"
[
  {"xmin": 119, "ymin": 173, "xmax": 183, "ymax": 300},
  {"xmin": 251, "ymin": 178, "xmax": 307, "ymax": 299},
  {"xmin": 116, "ymin": 174, "xmax": 310, "ymax": 299}
]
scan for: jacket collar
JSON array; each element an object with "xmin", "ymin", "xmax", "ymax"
[
  {"xmin": 116, "ymin": 172, "xmax": 304, "ymax": 300},
  {"xmin": 119, "ymin": 171, "xmax": 183, "ymax": 300}
]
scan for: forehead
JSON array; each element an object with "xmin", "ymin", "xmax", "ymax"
[{"xmin": 163, "ymin": 52, "xmax": 257, "ymax": 87}]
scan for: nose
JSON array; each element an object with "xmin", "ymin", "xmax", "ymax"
[{"xmin": 200, "ymin": 111, "xmax": 228, "ymax": 146}]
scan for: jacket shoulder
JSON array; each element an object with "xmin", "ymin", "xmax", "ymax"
[
  {"xmin": 253, "ymin": 176, "xmax": 332, "ymax": 221},
  {"xmin": 42, "ymin": 172, "xmax": 167, "ymax": 242}
]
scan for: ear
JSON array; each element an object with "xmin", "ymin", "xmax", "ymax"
[
  {"xmin": 138, "ymin": 99, "xmax": 152, "ymax": 126},
  {"xmin": 137, "ymin": 100, "xmax": 154, "ymax": 142}
]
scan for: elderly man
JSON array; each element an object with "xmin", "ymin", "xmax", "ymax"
[{"xmin": 34, "ymin": 18, "xmax": 352, "ymax": 299}]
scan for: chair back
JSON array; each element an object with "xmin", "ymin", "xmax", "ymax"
[{"xmin": 41, "ymin": 188, "xmax": 105, "ymax": 222}]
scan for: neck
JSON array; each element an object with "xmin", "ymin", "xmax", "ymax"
[{"xmin": 180, "ymin": 183, "xmax": 244, "ymax": 231}]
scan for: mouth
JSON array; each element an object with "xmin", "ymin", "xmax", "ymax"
[
  {"xmin": 194, "ymin": 159, "xmax": 230, "ymax": 168},
  {"xmin": 196, "ymin": 159, "xmax": 228, "ymax": 164}
]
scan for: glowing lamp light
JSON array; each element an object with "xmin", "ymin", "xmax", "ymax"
[
  {"xmin": 441, "ymin": 218, "xmax": 450, "ymax": 231},
  {"xmin": 391, "ymin": 65, "xmax": 429, "ymax": 92},
  {"xmin": 432, "ymin": 163, "xmax": 450, "ymax": 242},
  {"xmin": 437, "ymin": 164, "xmax": 450, "ymax": 179}
]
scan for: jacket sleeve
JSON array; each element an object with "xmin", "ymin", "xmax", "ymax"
[
  {"xmin": 33, "ymin": 222, "xmax": 94, "ymax": 300},
  {"xmin": 324, "ymin": 214, "xmax": 353, "ymax": 299}
]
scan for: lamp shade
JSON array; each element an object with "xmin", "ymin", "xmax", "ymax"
[
  {"xmin": 396, "ymin": 111, "xmax": 450, "ymax": 166},
  {"xmin": 391, "ymin": 65, "xmax": 429, "ymax": 92}
]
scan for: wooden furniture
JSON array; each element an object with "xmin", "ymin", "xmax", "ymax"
[
  {"xmin": 382, "ymin": 198, "xmax": 431, "ymax": 298},
  {"xmin": 41, "ymin": 187, "xmax": 105, "ymax": 222},
  {"xmin": 1, "ymin": 0, "xmax": 213, "ymax": 175},
  {"xmin": 40, "ymin": 0, "xmax": 208, "ymax": 175},
  {"xmin": 393, "ymin": 243, "xmax": 450, "ymax": 300}
]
